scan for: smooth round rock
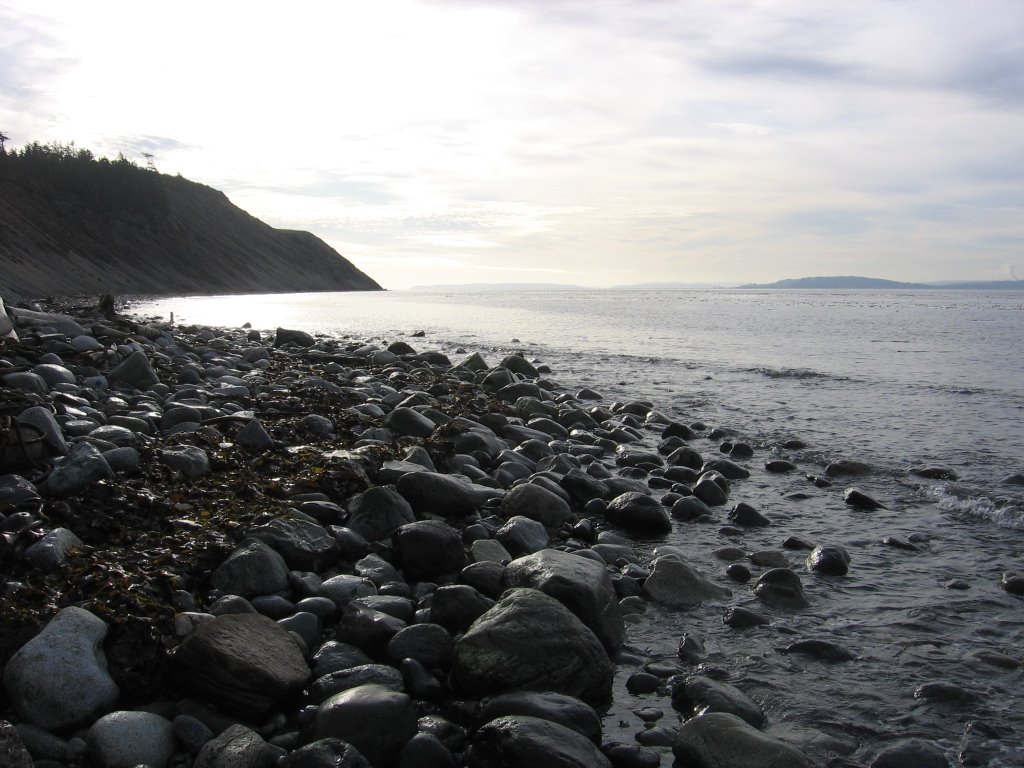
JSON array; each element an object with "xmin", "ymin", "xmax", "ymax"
[
  {"xmin": 673, "ymin": 712, "xmax": 812, "ymax": 768},
  {"xmin": 314, "ymin": 685, "xmax": 417, "ymax": 767},
  {"xmin": 467, "ymin": 715, "xmax": 611, "ymax": 768},
  {"xmin": 86, "ymin": 711, "xmax": 176, "ymax": 768},
  {"xmin": 605, "ymin": 492, "xmax": 671, "ymax": 534}
]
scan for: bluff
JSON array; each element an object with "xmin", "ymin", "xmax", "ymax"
[{"xmin": 0, "ymin": 146, "xmax": 382, "ymax": 297}]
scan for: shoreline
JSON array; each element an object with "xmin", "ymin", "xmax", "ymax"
[{"xmin": 0, "ymin": 296, "xmax": 1014, "ymax": 767}]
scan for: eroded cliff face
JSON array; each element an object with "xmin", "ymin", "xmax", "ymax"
[{"xmin": 0, "ymin": 173, "xmax": 382, "ymax": 297}]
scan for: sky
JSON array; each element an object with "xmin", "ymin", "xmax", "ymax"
[{"xmin": 2, "ymin": 0, "xmax": 1023, "ymax": 290}]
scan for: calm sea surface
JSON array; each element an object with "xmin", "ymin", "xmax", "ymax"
[{"xmin": 134, "ymin": 289, "xmax": 1024, "ymax": 765}]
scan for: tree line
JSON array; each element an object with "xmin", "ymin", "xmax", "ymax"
[{"xmin": 0, "ymin": 136, "xmax": 169, "ymax": 223}]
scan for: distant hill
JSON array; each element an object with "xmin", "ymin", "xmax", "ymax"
[
  {"xmin": 0, "ymin": 141, "xmax": 381, "ymax": 298},
  {"xmin": 739, "ymin": 275, "xmax": 1024, "ymax": 290},
  {"xmin": 409, "ymin": 282, "xmax": 589, "ymax": 291}
]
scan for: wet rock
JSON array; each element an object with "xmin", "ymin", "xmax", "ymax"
[
  {"xmin": 210, "ymin": 538, "xmax": 290, "ymax": 597},
  {"xmin": 603, "ymin": 743, "xmax": 661, "ymax": 768},
  {"xmin": 45, "ymin": 442, "xmax": 114, "ymax": 497},
  {"xmin": 504, "ymin": 548, "xmax": 624, "ymax": 652},
  {"xmin": 160, "ymin": 445, "xmax": 210, "ymax": 478},
  {"xmin": 914, "ymin": 680, "xmax": 979, "ymax": 703},
  {"xmin": 385, "ymin": 407, "xmax": 437, "ymax": 438},
  {"xmin": 765, "ymin": 460, "xmax": 797, "ymax": 473},
  {"xmin": 753, "ymin": 568, "xmax": 809, "ymax": 610},
  {"xmin": 171, "ymin": 613, "xmax": 310, "ymax": 718},
  {"xmin": 869, "ymin": 738, "xmax": 950, "ymax": 768},
  {"xmin": 396, "ymin": 732, "xmax": 457, "ymax": 768},
  {"xmin": 476, "ymin": 692, "xmax": 602, "ymax": 743},
  {"xmin": 723, "ymin": 606, "xmax": 769, "ymax": 628},
  {"xmin": 692, "ymin": 475, "xmax": 729, "ymax": 506},
  {"xmin": 235, "ymin": 419, "xmax": 275, "ymax": 451},
  {"xmin": 605, "ymin": 492, "xmax": 672, "ymax": 534},
  {"xmin": 1002, "ymin": 472, "xmax": 1024, "ymax": 486},
  {"xmin": 194, "ymin": 723, "xmax": 283, "ymax": 768},
  {"xmin": 844, "ymin": 487, "xmax": 885, "ymax": 510},
  {"xmin": 643, "ymin": 547, "xmax": 731, "ymax": 607},
  {"xmin": 825, "ymin": 460, "xmax": 873, "ymax": 477},
  {"xmin": 805, "ymin": 544, "xmax": 851, "ymax": 576},
  {"xmin": 86, "ymin": 711, "xmax": 176, "ymax": 768},
  {"xmin": 386, "ymin": 622, "xmax": 454, "ymax": 668},
  {"xmin": 346, "ymin": 486, "xmax": 416, "ymax": 542},
  {"xmin": 467, "ymin": 715, "xmax": 612, "ymax": 768},
  {"xmin": 319, "ymin": 575, "xmax": 378, "ymax": 608},
  {"xmin": 671, "ymin": 495, "xmax": 713, "ymax": 521},
  {"xmin": 23, "ymin": 527, "xmax": 83, "ymax": 570},
  {"xmin": 430, "ymin": 584, "xmax": 495, "ymax": 633},
  {"xmin": 673, "ymin": 712, "xmax": 813, "ymax": 768},
  {"xmin": 393, "ymin": 519, "xmax": 467, "ymax": 580},
  {"xmin": 314, "ymin": 685, "xmax": 417, "ymax": 767},
  {"xmin": 1000, "ymin": 571, "xmax": 1024, "ymax": 595},
  {"xmin": 725, "ymin": 563, "xmax": 751, "ymax": 582},
  {"xmin": 283, "ymin": 738, "xmax": 371, "ymax": 768},
  {"xmin": 672, "ymin": 675, "xmax": 765, "ymax": 728},
  {"xmin": 452, "ymin": 587, "xmax": 614, "ymax": 708},
  {"xmin": 17, "ymin": 405, "xmax": 68, "ymax": 454},
  {"xmin": 311, "ymin": 641, "xmax": 375, "ymax": 678},
  {"xmin": 0, "ymin": 723, "xmax": 33, "ymax": 768},
  {"xmin": 500, "ymin": 482, "xmax": 573, "ymax": 528},
  {"xmin": 781, "ymin": 639, "xmax": 856, "ymax": 663},
  {"xmin": 496, "ymin": 515, "xmax": 549, "ymax": 556},
  {"xmin": 911, "ymin": 466, "xmax": 958, "ymax": 480},
  {"xmin": 247, "ymin": 517, "xmax": 339, "ymax": 571},
  {"xmin": 335, "ymin": 603, "xmax": 407, "ymax": 656},
  {"xmin": 275, "ymin": 328, "xmax": 316, "ymax": 347},
  {"xmin": 396, "ymin": 471, "xmax": 487, "ymax": 518},
  {"xmin": 309, "ymin": 664, "xmax": 404, "ymax": 703},
  {"xmin": 728, "ymin": 502, "xmax": 770, "ymax": 527},
  {"xmin": 702, "ymin": 458, "xmax": 750, "ymax": 480},
  {"xmin": 107, "ymin": 350, "xmax": 160, "ymax": 389},
  {"xmin": 3, "ymin": 606, "xmax": 120, "ymax": 731}
]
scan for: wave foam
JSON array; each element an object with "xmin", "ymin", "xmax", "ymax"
[{"xmin": 932, "ymin": 487, "xmax": 1024, "ymax": 529}]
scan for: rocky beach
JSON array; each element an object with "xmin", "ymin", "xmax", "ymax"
[{"xmin": 0, "ymin": 295, "xmax": 1019, "ymax": 768}]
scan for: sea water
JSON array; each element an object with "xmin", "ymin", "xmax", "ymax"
[{"xmin": 134, "ymin": 289, "xmax": 1024, "ymax": 764}]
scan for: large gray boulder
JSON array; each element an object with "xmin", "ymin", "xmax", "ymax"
[
  {"xmin": 2, "ymin": 607, "xmax": 120, "ymax": 731},
  {"xmin": 346, "ymin": 486, "xmax": 416, "ymax": 542},
  {"xmin": 503, "ymin": 549, "xmax": 624, "ymax": 652},
  {"xmin": 392, "ymin": 519, "xmax": 467, "ymax": 580},
  {"xmin": 107, "ymin": 350, "xmax": 160, "ymax": 390},
  {"xmin": 86, "ymin": 711, "xmax": 176, "ymax": 768},
  {"xmin": 500, "ymin": 483, "xmax": 573, "ymax": 528},
  {"xmin": 452, "ymin": 588, "xmax": 613, "ymax": 708},
  {"xmin": 193, "ymin": 724, "xmax": 283, "ymax": 768},
  {"xmin": 467, "ymin": 715, "xmax": 611, "ymax": 768},
  {"xmin": 171, "ymin": 613, "xmax": 310, "ymax": 718},
  {"xmin": 245, "ymin": 517, "xmax": 338, "ymax": 571},
  {"xmin": 45, "ymin": 442, "xmax": 114, "ymax": 497},
  {"xmin": 210, "ymin": 538, "xmax": 290, "ymax": 598},
  {"xmin": 396, "ymin": 471, "xmax": 493, "ymax": 518},
  {"xmin": 671, "ymin": 675, "xmax": 766, "ymax": 728},
  {"xmin": 673, "ymin": 712, "xmax": 813, "ymax": 768},
  {"xmin": 643, "ymin": 549, "xmax": 731, "ymax": 607},
  {"xmin": 604, "ymin": 492, "xmax": 672, "ymax": 534}
]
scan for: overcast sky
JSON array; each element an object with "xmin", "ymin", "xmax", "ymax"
[{"xmin": 2, "ymin": 0, "xmax": 1022, "ymax": 289}]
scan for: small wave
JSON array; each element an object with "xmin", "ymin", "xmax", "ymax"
[
  {"xmin": 931, "ymin": 487, "xmax": 1024, "ymax": 529},
  {"xmin": 748, "ymin": 366, "xmax": 845, "ymax": 381}
]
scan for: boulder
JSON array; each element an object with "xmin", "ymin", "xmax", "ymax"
[
  {"xmin": 160, "ymin": 445, "xmax": 210, "ymax": 479},
  {"xmin": 2, "ymin": 607, "xmax": 120, "ymax": 731},
  {"xmin": 346, "ymin": 486, "xmax": 416, "ymax": 542},
  {"xmin": 869, "ymin": 738, "xmax": 951, "ymax": 768},
  {"xmin": 452, "ymin": 588, "xmax": 614, "ymax": 708},
  {"xmin": 475, "ymin": 692, "xmax": 602, "ymax": 744},
  {"xmin": 171, "ymin": 613, "xmax": 310, "ymax": 718},
  {"xmin": 805, "ymin": 544, "xmax": 851, "ymax": 576},
  {"xmin": 503, "ymin": 548, "xmax": 624, "ymax": 652},
  {"xmin": 86, "ymin": 711, "xmax": 176, "ymax": 768},
  {"xmin": 246, "ymin": 517, "xmax": 339, "ymax": 571},
  {"xmin": 283, "ymin": 739, "xmax": 371, "ymax": 768},
  {"xmin": 314, "ymin": 685, "xmax": 417, "ymax": 767},
  {"xmin": 466, "ymin": 715, "xmax": 611, "ymax": 768},
  {"xmin": 193, "ymin": 723, "xmax": 283, "ymax": 768},
  {"xmin": 671, "ymin": 676, "xmax": 765, "ymax": 728},
  {"xmin": 45, "ymin": 442, "xmax": 114, "ymax": 497},
  {"xmin": 210, "ymin": 538, "xmax": 290, "ymax": 597},
  {"xmin": 392, "ymin": 519, "xmax": 467, "ymax": 580},
  {"xmin": 275, "ymin": 328, "xmax": 316, "ymax": 347},
  {"xmin": 673, "ymin": 712, "xmax": 812, "ymax": 768},
  {"xmin": 500, "ymin": 482, "xmax": 573, "ymax": 528},
  {"xmin": 643, "ymin": 550, "xmax": 731, "ymax": 607},
  {"xmin": 496, "ymin": 515, "xmax": 550, "ymax": 557},
  {"xmin": 107, "ymin": 350, "xmax": 160, "ymax": 389},
  {"xmin": 385, "ymin": 407, "xmax": 437, "ymax": 438},
  {"xmin": 753, "ymin": 568, "xmax": 809, "ymax": 610},
  {"xmin": 396, "ymin": 471, "xmax": 490, "ymax": 518},
  {"xmin": 604, "ymin": 492, "xmax": 671, "ymax": 534}
]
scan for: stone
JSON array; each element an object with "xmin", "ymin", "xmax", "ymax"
[
  {"xmin": 392, "ymin": 519, "xmax": 467, "ymax": 580},
  {"xmin": 235, "ymin": 419, "xmax": 275, "ymax": 451},
  {"xmin": 171, "ymin": 613, "xmax": 310, "ymax": 718},
  {"xmin": 275, "ymin": 327, "xmax": 316, "ymax": 347},
  {"xmin": 246, "ymin": 517, "xmax": 339, "ymax": 571},
  {"xmin": 728, "ymin": 502, "xmax": 770, "ymax": 527},
  {"xmin": 503, "ymin": 548, "xmax": 624, "ymax": 652},
  {"xmin": 781, "ymin": 639, "xmax": 856, "ymax": 663},
  {"xmin": 335, "ymin": 603, "xmax": 407, "ymax": 656},
  {"xmin": 672, "ymin": 676, "xmax": 765, "ymax": 727},
  {"xmin": 671, "ymin": 495, "xmax": 713, "ymax": 521},
  {"xmin": 396, "ymin": 471, "xmax": 490, "ymax": 518},
  {"xmin": 673, "ymin": 712, "xmax": 812, "ymax": 768},
  {"xmin": 107, "ymin": 350, "xmax": 160, "ymax": 389},
  {"xmin": 23, "ymin": 527, "xmax": 83, "ymax": 570},
  {"xmin": 869, "ymin": 738, "xmax": 951, "ymax": 768},
  {"xmin": 496, "ymin": 515, "xmax": 550, "ymax": 556},
  {"xmin": 604, "ymin": 492, "xmax": 672, "ymax": 534},
  {"xmin": 347, "ymin": 486, "xmax": 416, "ymax": 542},
  {"xmin": 210, "ymin": 538, "xmax": 290, "ymax": 597},
  {"xmin": 753, "ymin": 568, "xmax": 809, "ymax": 610},
  {"xmin": 86, "ymin": 711, "xmax": 176, "ymax": 768},
  {"xmin": 283, "ymin": 738, "xmax": 372, "ymax": 768},
  {"xmin": 764, "ymin": 460, "xmax": 797, "ymax": 473},
  {"xmin": 44, "ymin": 442, "xmax": 114, "ymax": 497},
  {"xmin": 2, "ymin": 607, "xmax": 120, "ymax": 731},
  {"xmin": 643, "ymin": 550, "xmax": 731, "ymax": 607},
  {"xmin": 385, "ymin": 407, "xmax": 437, "ymax": 438},
  {"xmin": 723, "ymin": 606, "xmax": 769, "ymax": 628},
  {"xmin": 844, "ymin": 487, "xmax": 885, "ymax": 509},
  {"xmin": 452, "ymin": 587, "xmax": 614, "ymax": 708},
  {"xmin": 319, "ymin": 574, "xmax": 378, "ymax": 608},
  {"xmin": 309, "ymin": 664, "xmax": 404, "ymax": 703},
  {"xmin": 311, "ymin": 641, "xmax": 375, "ymax": 678},
  {"xmin": 0, "ymin": 722, "xmax": 33, "ymax": 768},
  {"xmin": 430, "ymin": 584, "xmax": 495, "ymax": 634},
  {"xmin": 194, "ymin": 724, "xmax": 283, "ymax": 768},
  {"xmin": 702, "ymin": 458, "xmax": 750, "ymax": 480},
  {"xmin": 825, "ymin": 460, "xmax": 873, "ymax": 477},
  {"xmin": 475, "ymin": 691, "xmax": 602, "ymax": 744},
  {"xmin": 386, "ymin": 623, "xmax": 454, "ymax": 668},
  {"xmin": 17, "ymin": 405, "xmax": 67, "ymax": 454},
  {"xmin": 396, "ymin": 733, "xmax": 456, "ymax": 768},
  {"xmin": 160, "ymin": 445, "xmax": 210, "ymax": 478},
  {"xmin": 500, "ymin": 482, "xmax": 573, "ymax": 528},
  {"xmin": 692, "ymin": 475, "xmax": 729, "ymax": 506},
  {"xmin": 314, "ymin": 685, "xmax": 417, "ymax": 767},
  {"xmin": 805, "ymin": 544, "xmax": 851, "ymax": 576},
  {"xmin": 467, "ymin": 715, "xmax": 611, "ymax": 768}
]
